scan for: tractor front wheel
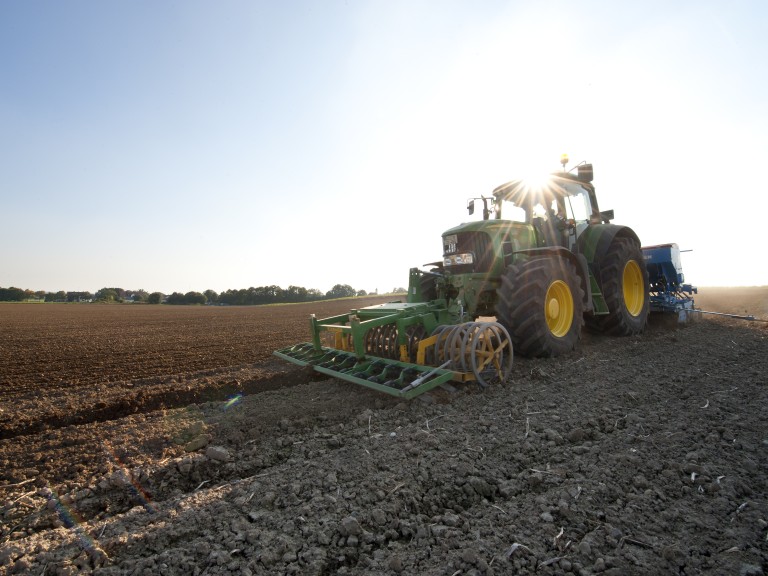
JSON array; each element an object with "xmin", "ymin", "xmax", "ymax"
[
  {"xmin": 594, "ymin": 238, "xmax": 650, "ymax": 335},
  {"xmin": 496, "ymin": 258, "xmax": 584, "ymax": 357}
]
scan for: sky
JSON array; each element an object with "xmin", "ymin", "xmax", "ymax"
[{"xmin": 1, "ymin": 0, "xmax": 767, "ymax": 295}]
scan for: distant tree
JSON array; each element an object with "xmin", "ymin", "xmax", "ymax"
[
  {"xmin": 217, "ymin": 289, "xmax": 236, "ymax": 306},
  {"xmin": 95, "ymin": 288, "xmax": 120, "ymax": 302},
  {"xmin": 55, "ymin": 290, "xmax": 68, "ymax": 302},
  {"xmin": 66, "ymin": 291, "xmax": 93, "ymax": 302},
  {"xmin": 201, "ymin": 285, "xmax": 333, "ymax": 306},
  {"xmin": 184, "ymin": 291, "xmax": 206, "ymax": 305},
  {"xmin": 326, "ymin": 284, "xmax": 356, "ymax": 298},
  {"xmin": 130, "ymin": 289, "xmax": 149, "ymax": 303},
  {"xmin": 166, "ymin": 292, "xmax": 186, "ymax": 305},
  {"xmin": 391, "ymin": 287, "xmax": 407, "ymax": 294},
  {"xmin": 148, "ymin": 292, "xmax": 164, "ymax": 304},
  {"xmin": 258, "ymin": 285, "xmax": 283, "ymax": 303},
  {"xmin": 356, "ymin": 289, "xmax": 367, "ymax": 296},
  {"xmin": 285, "ymin": 285, "xmax": 307, "ymax": 302},
  {"xmin": 0, "ymin": 287, "xmax": 25, "ymax": 301},
  {"xmin": 203, "ymin": 289, "xmax": 218, "ymax": 304},
  {"xmin": 227, "ymin": 288, "xmax": 249, "ymax": 305},
  {"xmin": 307, "ymin": 288, "xmax": 323, "ymax": 300}
]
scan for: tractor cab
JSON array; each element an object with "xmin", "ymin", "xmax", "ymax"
[{"xmin": 468, "ymin": 161, "xmax": 611, "ymax": 252}]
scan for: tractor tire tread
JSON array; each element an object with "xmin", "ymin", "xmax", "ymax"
[
  {"xmin": 594, "ymin": 237, "xmax": 650, "ymax": 335},
  {"xmin": 496, "ymin": 257, "xmax": 585, "ymax": 357}
]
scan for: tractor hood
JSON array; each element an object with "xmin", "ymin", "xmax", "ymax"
[{"xmin": 441, "ymin": 219, "xmax": 526, "ymax": 238}]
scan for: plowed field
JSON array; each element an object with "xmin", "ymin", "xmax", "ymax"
[{"xmin": 1, "ymin": 289, "xmax": 767, "ymax": 575}]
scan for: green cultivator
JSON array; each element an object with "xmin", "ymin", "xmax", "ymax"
[
  {"xmin": 275, "ymin": 300, "xmax": 514, "ymax": 399},
  {"xmin": 276, "ymin": 157, "xmax": 654, "ymax": 399}
]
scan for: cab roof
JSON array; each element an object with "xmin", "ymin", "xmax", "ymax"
[{"xmin": 491, "ymin": 171, "xmax": 595, "ymax": 209}]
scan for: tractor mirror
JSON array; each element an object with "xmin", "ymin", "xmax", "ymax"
[
  {"xmin": 600, "ymin": 209, "xmax": 614, "ymax": 223},
  {"xmin": 468, "ymin": 200, "xmax": 475, "ymax": 215}
]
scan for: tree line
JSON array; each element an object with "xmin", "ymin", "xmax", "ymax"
[{"xmin": 0, "ymin": 284, "xmax": 405, "ymax": 305}]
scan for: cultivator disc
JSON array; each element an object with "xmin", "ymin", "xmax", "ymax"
[
  {"xmin": 424, "ymin": 321, "xmax": 513, "ymax": 388},
  {"xmin": 360, "ymin": 324, "xmax": 427, "ymax": 360}
]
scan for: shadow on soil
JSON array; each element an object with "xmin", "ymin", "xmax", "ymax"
[{"xmin": 0, "ymin": 365, "xmax": 311, "ymax": 441}]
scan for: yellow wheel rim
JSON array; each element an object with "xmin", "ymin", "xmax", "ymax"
[
  {"xmin": 545, "ymin": 280, "xmax": 574, "ymax": 337},
  {"xmin": 623, "ymin": 260, "xmax": 644, "ymax": 317}
]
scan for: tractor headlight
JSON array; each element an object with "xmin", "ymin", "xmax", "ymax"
[{"xmin": 443, "ymin": 253, "xmax": 474, "ymax": 267}]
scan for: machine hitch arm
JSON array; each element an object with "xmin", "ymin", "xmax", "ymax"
[{"xmin": 690, "ymin": 309, "xmax": 767, "ymax": 322}]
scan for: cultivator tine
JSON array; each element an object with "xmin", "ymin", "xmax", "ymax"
[
  {"xmin": 273, "ymin": 343, "xmax": 324, "ymax": 365},
  {"xmin": 275, "ymin": 341, "xmax": 456, "ymax": 399}
]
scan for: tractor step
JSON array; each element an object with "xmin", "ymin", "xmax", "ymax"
[{"xmin": 589, "ymin": 274, "xmax": 609, "ymax": 315}]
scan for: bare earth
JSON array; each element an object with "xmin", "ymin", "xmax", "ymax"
[{"xmin": 1, "ymin": 288, "xmax": 767, "ymax": 575}]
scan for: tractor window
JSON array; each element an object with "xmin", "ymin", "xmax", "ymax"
[
  {"xmin": 565, "ymin": 187, "xmax": 592, "ymax": 222},
  {"xmin": 565, "ymin": 192, "xmax": 590, "ymax": 223},
  {"xmin": 503, "ymin": 203, "xmax": 527, "ymax": 222},
  {"xmin": 563, "ymin": 188, "xmax": 593, "ymax": 239}
]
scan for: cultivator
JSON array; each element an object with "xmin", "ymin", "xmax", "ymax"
[{"xmin": 274, "ymin": 301, "xmax": 513, "ymax": 399}]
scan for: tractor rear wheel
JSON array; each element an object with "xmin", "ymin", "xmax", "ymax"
[
  {"xmin": 496, "ymin": 257, "xmax": 584, "ymax": 357},
  {"xmin": 593, "ymin": 238, "xmax": 650, "ymax": 335}
]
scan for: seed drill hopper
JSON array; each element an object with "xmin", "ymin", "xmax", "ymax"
[{"xmin": 642, "ymin": 243, "xmax": 698, "ymax": 323}]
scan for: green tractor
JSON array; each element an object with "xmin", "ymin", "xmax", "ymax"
[{"xmin": 275, "ymin": 158, "xmax": 649, "ymax": 398}]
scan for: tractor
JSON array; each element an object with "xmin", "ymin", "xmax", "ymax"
[{"xmin": 275, "ymin": 157, "xmax": 650, "ymax": 398}]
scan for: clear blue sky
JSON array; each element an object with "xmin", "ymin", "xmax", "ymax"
[{"xmin": 1, "ymin": 0, "xmax": 766, "ymax": 294}]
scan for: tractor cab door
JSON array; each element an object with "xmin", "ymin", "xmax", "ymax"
[
  {"xmin": 532, "ymin": 200, "xmax": 572, "ymax": 248},
  {"xmin": 561, "ymin": 183, "xmax": 595, "ymax": 250}
]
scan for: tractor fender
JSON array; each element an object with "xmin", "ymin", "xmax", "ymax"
[
  {"xmin": 513, "ymin": 247, "xmax": 591, "ymax": 309},
  {"xmin": 577, "ymin": 225, "xmax": 641, "ymax": 268}
]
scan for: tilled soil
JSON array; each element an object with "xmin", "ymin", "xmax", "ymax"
[{"xmin": 1, "ymin": 291, "xmax": 767, "ymax": 575}]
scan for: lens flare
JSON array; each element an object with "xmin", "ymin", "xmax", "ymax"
[
  {"xmin": 103, "ymin": 445, "xmax": 156, "ymax": 514},
  {"xmin": 45, "ymin": 483, "xmax": 99, "ymax": 554},
  {"xmin": 222, "ymin": 393, "xmax": 243, "ymax": 410}
]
